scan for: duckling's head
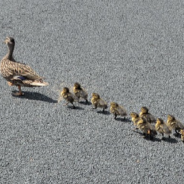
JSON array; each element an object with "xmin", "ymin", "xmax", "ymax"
[
  {"xmin": 4, "ymin": 37, "xmax": 15, "ymax": 46},
  {"xmin": 156, "ymin": 118, "xmax": 164, "ymax": 125},
  {"xmin": 141, "ymin": 106, "xmax": 149, "ymax": 114},
  {"xmin": 92, "ymin": 93, "xmax": 100, "ymax": 99},
  {"xmin": 130, "ymin": 112, "xmax": 139, "ymax": 118},
  {"xmin": 167, "ymin": 114, "xmax": 175, "ymax": 121},
  {"xmin": 110, "ymin": 102, "xmax": 118, "ymax": 108},
  {"xmin": 74, "ymin": 82, "xmax": 81, "ymax": 89},
  {"xmin": 61, "ymin": 87, "xmax": 69, "ymax": 96}
]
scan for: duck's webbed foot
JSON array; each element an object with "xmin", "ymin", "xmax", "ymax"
[{"xmin": 12, "ymin": 92, "xmax": 24, "ymax": 96}]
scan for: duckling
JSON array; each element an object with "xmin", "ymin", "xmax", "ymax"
[
  {"xmin": 166, "ymin": 114, "xmax": 184, "ymax": 135},
  {"xmin": 180, "ymin": 129, "xmax": 184, "ymax": 143},
  {"xmin": 73, "ymin": 82, "xmax": 88, "ymax": 103},
  {"xmin": 91, "ymin": 93, "xmax": 107, "ymax": 112},
  {"xmin": 137, "ymin": 118, "xmax": 157, "ymax": 139},
  {"xmin": 139, "ymin": 106, "xmax": 156, "ymax": 124},
  {"xmin": 0, "ymin": 37, "xmax": 48, "ymax": 96},
  {"xmin": 110, "ymin": 102, "xmax": 127, "ymax": 119},
  {"xmin": 130, "ymin": 112, "xmax": 141, "ymax": 129},
  {"xmin": 61, "ymin": 87, "xmax": 76, "ymax": 108},
  {"xmin": 155, "ymin": 118, "xmax": 171, "ymax": 139}
]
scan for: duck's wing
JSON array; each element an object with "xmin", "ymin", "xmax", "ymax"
[
  {"xmin": 145, "ymin": 114, "xmax": 156, "ymax": 123},
  {"xmin": 70, "ymin": 92, "xmax": 79, "ymax": 102},
  {"xmin": 162, "ymin": 124, "xmax": 171, "ymax": 134},
  {"xmin": 176, "ymin": 120, "xmax": 184, "ymax": 129},
  {"xmin": 80, "ymin": 88, "xmax": 88, "ymax": 99},
  {"xmin": 8, "ymin": 61, "xmax": 42, "ymax": 80},
  {"xmin": 118, "ymin": 105, "xmax": 127, "ymax": 116},
  {"xmin": 98, "ymin": 98, "xmax": 107, "ymax": 107}
]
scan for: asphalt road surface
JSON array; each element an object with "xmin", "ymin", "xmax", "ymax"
[{"xmin": 0, "ymin": 0, "xmax": 184, "ymax": 183}]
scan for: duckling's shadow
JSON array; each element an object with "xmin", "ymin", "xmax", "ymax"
[
  {"xmin": 67, "ymin": 106, "xmax": 84, "ymax": 110},
  {"xmin": 115, "ymin": 117, "xmax": 131, "ymax": 123},
  {"xmin": 12, "ymin": 91, "xmax": 57, "ymax": 103},
  {"xmin": 173, "ymin": 133, "xmax": 181, "ymax": 138},
  {"xmin": 79, "ymin": 101, "xmax": 92, "ymax": 105},
  {"xmin": 145, "ymin": 136, "xmax": 161, "ymax": 142},
  {"xmin": 161, "ymin": 137, "xmax": 178, "ymax": 143},
  {"xmin": 132, "ymin": 130, "xmax": 161, "ymax": 142},
  {"xmin": 97, "ymin": 110, "xmax": 111, "ymax": 115}
]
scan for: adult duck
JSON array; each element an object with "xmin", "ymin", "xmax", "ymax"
[{"xmin": 0, "ymin": 37, "xmax": 48, "ymax": 96}]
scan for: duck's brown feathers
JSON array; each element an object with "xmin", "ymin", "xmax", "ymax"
[{"xmin": 0, "ymin": 37, "xmax": 48, "ymax": 87}]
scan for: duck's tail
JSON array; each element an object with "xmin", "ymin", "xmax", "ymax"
[{"xmin": 30, "ymin": 81, "xmax": 49, "ymax": 86}]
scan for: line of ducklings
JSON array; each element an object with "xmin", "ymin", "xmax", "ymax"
[
  {"xmin": 1, "ymin": 37, "xmax": 183, "ymax": 142},
  {"xmin": 60, "ymin": 83, "xmax": 184, "ymax": 142},
  {"xmin": 130, "ymin": 107, "xmax": 184, "ymax": 141}
]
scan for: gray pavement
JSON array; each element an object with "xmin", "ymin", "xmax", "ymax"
[{"xmin": 0, "ymin": 0, "xmax": 184, "ymax": 183}]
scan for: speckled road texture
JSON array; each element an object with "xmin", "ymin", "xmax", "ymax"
[{"xmin": 0, "ymin": 0, "xmax": 184, "ymax": 183}]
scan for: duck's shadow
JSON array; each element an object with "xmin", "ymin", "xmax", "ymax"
[
  {"xmin": 79, "ymin": 101, "xmax": 92, "ymax": 105},
  {"xmin": 115, "ymin": 117, "xmax": 131, "ymax": 123},
  {"xmin": 132, "ymin": 130, "xmax": 161, "ymax": 142},
  {"xmin": 67, "ymin": 106, "xmax": 84, "ymax": 110},
  {"xmin": 173, "ymin": 133, "xmax": 181, "ymax": 138},
  {"xmin": 133, "ymin": 130, "xmax": 178, "ymax": 143},
  {"xmin": 97, "ymin": 110, "xmax": 111, "ymax": 115},
  {"xmin": 145, "ymin": 136, "xmax": 161, "ymax": 142},
  {"xmin": 161, "ymin": 137, "xmax": 178, "ymax": 144},
  {"xmin": 12, "ymin": 91, "xmax": 57, "ymax": 103}
]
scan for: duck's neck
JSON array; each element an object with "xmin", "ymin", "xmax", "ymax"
[{"xmin": 5, "ymin": 44, "xmax": 15, "ymax": 61}]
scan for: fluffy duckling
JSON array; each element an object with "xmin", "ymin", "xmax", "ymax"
[
  {"xmin": 130, "ymin": 112, "xmax": 141, "ymax": 129},
  {"xmin": 110, "ymin": 102, "xmax": 127, "ymax": 119},
  {"xmin": 91, "ymin": 93, "xmax": 107, "ymax": 112},
  {"xmin": 155, "ymin": 118, "xmax": 171, "ymax": 139},
  {"xmin": 137, "ymin": 118, "xmax": 157, "ymax": 139},
  {"xmin": 180, "ymin": 129, "xmax": 184, "ymax": 143},
  {"xmin": 139, "ymin": 106, "xmax": 156, "ymax": 124},
  {"xmin": 0, "ymin": 37, "xmax": 48, "ymax": 96},
  {"xmin": 61, "ymin": 87, "xmax": 77, "ymax": 108},
  {"xmin": 73, "ymin": 82, "xmax": 88, "ymax": 103},
  {"xmin": 166, "ymin": 114, "xmax": 184, "ymax": 135}
]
